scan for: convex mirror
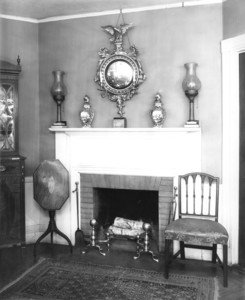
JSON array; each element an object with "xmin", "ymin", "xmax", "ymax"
[{"xmin": 95, "ymin": 23, "xmax": 146, "ymax": 118}]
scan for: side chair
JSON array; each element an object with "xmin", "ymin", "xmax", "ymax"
[{"xmin": 164, "ymin": 172, "xmax": 229, "ymax": 287}]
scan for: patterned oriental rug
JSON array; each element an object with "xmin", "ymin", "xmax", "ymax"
[{"xmin": 0, "ymin": 258, "xmax": 216, "ymax": 300}]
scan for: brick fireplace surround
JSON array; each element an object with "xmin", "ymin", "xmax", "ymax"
[
  {"xmin": 80, "ymin": 173, "xmax": 173, "ymax": 251},
  {"xmin": 50, "ymin": 127, "xmax": 201, "ymax": 252}
]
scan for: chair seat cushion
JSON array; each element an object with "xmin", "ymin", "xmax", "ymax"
[{"xmin": 164, "ymin": 218, "xmax": 228, "ymax": 245}]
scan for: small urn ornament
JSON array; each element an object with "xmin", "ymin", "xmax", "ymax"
[
  {"xmin": 79, "ymin": 95, "xmax": 94, "ymax": 127},
  {"xmin": 151, "ymin": 93, "xmax": 166, "ymax": 127}
]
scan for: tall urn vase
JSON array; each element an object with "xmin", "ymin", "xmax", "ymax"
[
  {"xmin": 182, "ymin": 62, "xmax": 201, "ymax": 127},
  {"xmin": 50, "ymin": 70, "xmax": 67, "ymax": 127}
]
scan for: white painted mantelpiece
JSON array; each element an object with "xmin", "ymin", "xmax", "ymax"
[{"xmin": 49, "ymin": 127, "xmax": 201, "ymax": 247}]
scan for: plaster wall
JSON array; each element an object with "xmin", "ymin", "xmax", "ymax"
[
  {"xmin": 223, "ymin": 0, "xmax": 245, "ymax": 39},
  {"xmin": 0, "ymin": 4, "xmax": 223, "ymax": 177},
  {"xmin": 39, "ymin": 4, "xmax": 223, "ymax": 177},
  {"xmin": 0, "ymin": 19, "xmax": 39, "ymax": 175}
]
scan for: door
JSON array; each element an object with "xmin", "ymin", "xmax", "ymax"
[{"xmin": 239, "ymin": 52, "xmax": 245, "ymax": 266}]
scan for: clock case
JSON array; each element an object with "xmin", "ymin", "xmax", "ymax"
[{"xmin": 0, "ymin": 60, "xmax": 26, "ymax": 247}]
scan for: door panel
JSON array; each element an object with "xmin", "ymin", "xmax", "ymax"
[{"xmin": 239, "ymin": 52, "xmax": 245, "ymax": 266}]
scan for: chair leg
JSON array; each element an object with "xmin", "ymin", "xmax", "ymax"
[
  {"xmin": 180, "ymin": 241, "xmax": 185, "ymax": 259},
  {"xmin": 164, "ymin": 239, "xmax": 171, "ymax": 279},
  {"xmin": 223, "ymin": 244, "xmax": 228, "ymax": 287},
  {"xmin": 212, "ymin": 244, "xmax": 217, "ymax": 263}
]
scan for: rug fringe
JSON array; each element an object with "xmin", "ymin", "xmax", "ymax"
[{"xmin": 0, "ymin": 257, "xmax": 46, "ymax": 294}]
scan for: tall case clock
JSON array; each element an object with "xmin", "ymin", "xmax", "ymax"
[{"xmin": 0, "ymin": 59, "xmax": 26, "ymax": 247}]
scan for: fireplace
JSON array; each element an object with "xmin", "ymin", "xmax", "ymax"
[
  {"xmin": 94, "ymin": 188, "xmax": 158, "ymax": 228},
  {"xmin": 50, "ymin": 127, "xmax": 201, "ymax": 248},
  {"xmin": 80, "ymin": 173, "xmax": 173, "ymax": 251}
]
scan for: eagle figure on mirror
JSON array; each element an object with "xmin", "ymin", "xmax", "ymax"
[{"xmin": 101, "ymin": 23, "xmax": 133, "ymax": 44}]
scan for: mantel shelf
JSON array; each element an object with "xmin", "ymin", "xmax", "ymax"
[{"xmin": 49, "ymin": 127, "xmax": 201, "ymax": 133}]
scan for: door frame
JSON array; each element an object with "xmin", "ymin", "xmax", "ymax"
[{"xmin": 221, "ymin": 34, "xmax": 245, "ymax": 264}]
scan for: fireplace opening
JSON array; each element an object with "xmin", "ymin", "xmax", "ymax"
[
  {"xmin": 93, "ymin": 188, "xmax": 158, "ymax": 237},
  {"xmin": 80, "ymin": 173, "xmax": 174, "ymax": 251}
]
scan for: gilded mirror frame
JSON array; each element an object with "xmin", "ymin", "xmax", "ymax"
[{"xmin": 95, "ymin": 24, "xmax": 146, "ymax": 117}]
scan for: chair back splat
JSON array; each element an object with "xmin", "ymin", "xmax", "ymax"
[
  {"xmin": 178, "ymin": 173, "xmax": 219, "ymax": 222},
  {"xmin": 164, "ymin": 172, "xmax": 229, "ymax": 288}
]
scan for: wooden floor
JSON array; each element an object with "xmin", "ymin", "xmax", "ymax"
[{"xmin": 0, "ymin": 243, "xmax": 245, "ymax": 299}]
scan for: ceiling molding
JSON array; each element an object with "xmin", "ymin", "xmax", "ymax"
[
  {"xmin": 0, "ymin": 0, "xmax": 225, "ymax": 24},
  {"xmin": 38, "ymin": 9, "xmax": 120, "ymax": 23},
  {"xmin": 0, "ymin": 14, "xmax": 38, "ymax": 23}
]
